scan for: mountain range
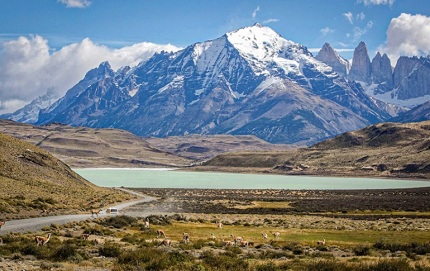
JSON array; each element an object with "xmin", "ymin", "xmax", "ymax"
[{"xmin": 2, "ymin": 24, "xmax": 430, "ymax": 145}]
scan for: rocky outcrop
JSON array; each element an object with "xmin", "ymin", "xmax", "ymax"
[
  {"xmin": 315, "ymin": 43, "xmax": 350, "ymax": 77},
  {"xmin": 393, "ymin": 56, "xmax": 430, "ymax": 100},
  {"xmin": 348, "ymin": 42, "xmax": 372, "ymax": 83},
  {"xmin": 371, "ymin": 52, "xmax": 393, "ymax": 94}
]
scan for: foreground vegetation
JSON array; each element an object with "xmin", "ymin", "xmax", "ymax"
[{"xmin": 1, "ymin": 214, "xmax": 430, "ymax": 270}]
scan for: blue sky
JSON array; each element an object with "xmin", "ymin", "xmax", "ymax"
[{"xmin": 1, "ymin": 0, "xmax": 430, "ymax": 114}]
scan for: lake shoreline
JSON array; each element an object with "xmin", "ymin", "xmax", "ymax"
[{"xmin": 74, "ymin": 168, "xmax": 430, "ymax": 190}]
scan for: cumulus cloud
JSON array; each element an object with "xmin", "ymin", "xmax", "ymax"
[
  {"xmin": 379, "ymin": 13, "xmax": 430, "ymax": 63},
  {"xmin": 252, "ymin": 6, "xmax": 260, "ymax": 20},
  {"xmin": 343, "ymin": 12, "xmax": 354, "ymax": 24},
  {"xmin": 357, "ymin": 0, "xmax": 394, "ymax": 6},
  {"xmin": 0, "ymin": 35, "xmax": 180, "ymax": 114},
  {"xmin": 58, "ymin": 0, "xmax": 91, "ymax": 8},
  {"xmin": 320, "ymin": 27, "xmax": 334, "ymax": 36}
]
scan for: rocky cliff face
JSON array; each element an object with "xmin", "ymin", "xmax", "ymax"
[
  {"xmin": 348, "ymin": 42, "xmax": 372, "ymax": 83},
  {"xmin": 393, "ymin": 56, "xmax": 430, "ymax": 100},
  {"xmin": 371, "ymin": 52, "xmax": 393, "ymax": 94},
  {"xmin": 315, "ymin": 43, "xmax": 350, "ymax": 77},
  {"xmin": 316, "ymin": 41, "xmax": 430, "ymax": 113}
]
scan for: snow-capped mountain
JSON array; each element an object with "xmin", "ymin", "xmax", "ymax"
[
  {"xmin": 24, "ymin": 24, "xmax": 393, "ymax": 144},
  {"xmin": 0, "ymin": 89, "xmax": 59, "ymax": 123}
]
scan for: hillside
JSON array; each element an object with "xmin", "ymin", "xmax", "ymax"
[
  {"xmin": 0, "ymin": 119, "xmax": 193, "ymax": 168},
  {"xmin": 146, "ymin": 134, "xmax": 292, "ymax": 161},
  {"xmin": 0, "ymin": 132, "xmax": 132, "ymax": 220},
  {"xmin": 201, "ymin": 121, "xmax": 430, "ymax": 179}
]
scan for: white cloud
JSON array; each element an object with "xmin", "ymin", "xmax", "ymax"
[
  {"xmin": 352, "ymin": 21, "xmax": 373, "ymax": 41},
  {"xmin": 379, "ymin": 13, "xmax": 430, "ymax": 63},
  {"xmin": 58, "ymin": 0, "xmax": 91, "ymax": 8},
  {"xmin": 320, "ymin": 27, "xmax": 334, "ymax": 36},
  {"xmin": 343, "ymin": 12, "xmax": 354, "ymax": 24},
  {"xmin": 356, "ymin": 12, "xmax": 366, "ymax": 21},
  {"xmin": 357, "ymin": 0, "xmax": 394, "ymax": 6},
  {"xmin": 262, "ymin": 18, "xmax": 279, "ymax": 24},
  {"xmin": 0, "ymin": 36, "xmax": 180, "ymax": 114},
  {"xmin": 252, "ymin": 6, "xmax": 260, "ymax": 20}
]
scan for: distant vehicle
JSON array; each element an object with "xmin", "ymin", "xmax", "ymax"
[{"xmin": 106, "ymin": 208, "xmax": 118, "ymax": 214}]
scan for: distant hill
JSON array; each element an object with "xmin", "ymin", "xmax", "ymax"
[
  {"xmin": 0, "ymin": 132, "xmax": 131, "ymax": 220},
  {"xmin": 201, "ymin": 121, "xmax": 430, "ymax": 179},
  {"xmin": 0, "ymin": 119, "xmax": 193, "ymax": 168},
  {"xmin": 146, "ymin": 134, "xmax": 292, "ymax": 161},
  {"xmin": 0, "ymin": 119, "xmax": 289, "ymax": 166}
]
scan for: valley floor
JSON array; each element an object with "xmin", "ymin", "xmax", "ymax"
[{"xmin": 1, "ymin": 187, "xmax": 430, "ymax": 270}]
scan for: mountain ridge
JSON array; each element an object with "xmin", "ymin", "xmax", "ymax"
[{"xmin": 3, "ymin": 25, "xmax": 398, "ymax": 145}]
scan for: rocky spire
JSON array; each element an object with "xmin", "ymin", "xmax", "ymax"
[
  {"xmin": 371, "ymin": 52, "xmax": 393, "ymax": 94},
  {"xmin": 315, "ymin": 43, "xmax": 350, "ymax": 77},
  {"xmin": 348, "ymin": 41, "xmax": 372, "ymax": 83}
]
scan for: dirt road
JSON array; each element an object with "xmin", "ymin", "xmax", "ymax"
[{"xmin": 1, "ymin": 188, "xmax": 156, "ymax": 233}]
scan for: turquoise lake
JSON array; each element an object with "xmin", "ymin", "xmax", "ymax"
[{"xmin": 74, "ymin": 168, "xmax": 430, "ymax": 190}]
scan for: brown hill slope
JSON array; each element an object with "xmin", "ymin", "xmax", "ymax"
[
  {"xmin": 146, "ymin": 134, "xmax": 292, "ymax": 161},
  {"xmin": 0, "ymin": 132, "xmax": 131, "ymax": 220},
  {"xmin": 0, "ymin": 119, "xmax": 193, "ymax": 168},
  {"xmin": 201, "ymin": 121, "xmax": 430, "ymax": 179}
]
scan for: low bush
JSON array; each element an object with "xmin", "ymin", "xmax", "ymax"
[
  {"xmin": 353, "ymin": 245, "xmax": 372, "ymax": 256},
  {"xmin": 100, "ymin": 215, "xmax": 138, "ymax": 228},
  {"xmin": 99, "ymin": 242, "xmax": 121, "ymax": 258},
  {"xmin": 373, "ymin": 241, "xmax": 430, "ymax": 255}
]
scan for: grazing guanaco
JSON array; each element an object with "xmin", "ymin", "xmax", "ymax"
[
  {"xmin": 35, "ymin": 233, "xmax": 52, "ymax": 246},
  {"xmin": 262, "ymin": 232, "xmax": 268, "ymax": 240},
  {"xmin": 222, "ymin": 239, "xmax": 233, "ymax": 247},
  {"xmin": 230, "ymin": 234, "xmax": 243, "ymax": 246},
  {"xmin": 156, "ymin": 229, "xmax": 166, "ymax": 239},
  {"xmin": 144, "ymin": 218, "xmax": 150, "ymax": 229},
  {"xmin": 0, "ymin": 221, "xmax": 5, "ymax": 230},
  {"xmin": 182, "ymin": 232, "xmax": 190, "ymax": 244},
  {"xmin": 82, "ymin": 233, "xmax": 90, "ymax": 240},
  {"xmin": 270, "ymin": 231, "xmax": 280, "ymax": 240},
  {"xmin": 158, "ymin": 238, "xmax": 171, "ymax": 247},
  {"xmin": 317, "ymin": 238, "xmax": 326, "ymax": 245},
  {"xmin": 217, "ymin": 222, "xmax": 223, "ymax": 229}
]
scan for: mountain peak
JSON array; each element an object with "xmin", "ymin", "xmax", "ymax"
[
  {"xmin": 315, "ymin": 43, "xmax": 350, "ymax": 76},
  {"xmin": 348, "ymin": 41, "xmax": 372, "ymax": 83}
]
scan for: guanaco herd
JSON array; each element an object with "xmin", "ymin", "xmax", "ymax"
[
  {"xmin": 0, "ymin": 219, "xmax": 327, "ymax": 249},
  {"xmin": 148, "ymin": 221, "xmax": 327, "ymax": 248}
]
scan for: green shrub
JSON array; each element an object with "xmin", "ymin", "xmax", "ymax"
[
  {"xmin": 101, "ymin": 215, "xmax": 138, "ymax": 229},
  {"xmin": 51, "ymin": 243, "xmax": 78, "ymax": 261},
  {"xmin": 200, "ymin": 250, "xmax": 249, "ymax": 271},
  {"xmin": 99, "ymin": 242, "xmax": 121, "ymax": 258},
  {"xmin": 304, "ymin": 259, "xmax": 354, "ymax": 271},
  {"xmin": 115, "ymin": 247, "xmax": 195, "ymax": 270},
  {"xmin": 366, "ymin": 259, "xmax": 413, "ymax": 271},
  {"xmin": 353, "ymin": 245, "xmax": 371, "ymax": 256}
]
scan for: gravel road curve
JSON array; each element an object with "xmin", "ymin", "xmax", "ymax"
[{"xmin": 1, "ymin": 188, "xmax": 156, "ymax": 233}]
